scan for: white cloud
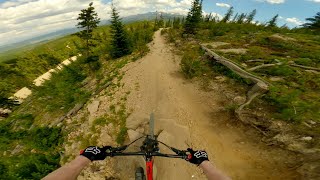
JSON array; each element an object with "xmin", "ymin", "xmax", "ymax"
[
  {"xmin": 0, "ymin": 0, "xmax": 193, "ymax": 46},
  {"xmin": 285, "ymin": 17, "xmax": 304, "ymax": 26},
  {"xmin": 308, "ymin": 0, "xmax": 320, "ymax": 3},
  {"xmin": 216, "ymin": 3, "xmax": 231, "ymax": 8},
  {"xmin": 256, "ymin": 0, "xmax": 285, "ymax": 4}
]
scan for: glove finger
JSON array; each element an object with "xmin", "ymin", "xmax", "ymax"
[
  {"xmin": 187, "ymin": 148, "xmax": 195, "ymax": 153},
  {"xmin": 101, "ymin": 146, "xmax": 112, "ymax": 151}
]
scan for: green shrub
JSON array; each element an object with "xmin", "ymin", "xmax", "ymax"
[
  {"xmin": 92, "ymin": 117, "xmax": 107, "ymax": 126},
  {"xmin": 161, "ymin": 28, "xmax": 168, "ymax": 35},
  {"xmin": 12, "ymin": 153, "xmax": 60, "ymax": 180},
  {"xmin": 28, "ymin": 127, "xmax": 63, "ymax": 150},
  {"xmin": 209, "ymin": 60, "xmax": 252, "ymax": 85},
  {"xmin": 34, "ymin": 61, "xmax": 89, "ymax": 112},
  {"xmin": 0, "ymin": 162, "xmax": 9, "ymax": 179},
  {"xmin": 209, "ymin": 27, "xmax": 226, "ymax": 37},
  {"xmin": 180, "ymin": 47, "xmax": 207, "ymax": 78},
  {"xmin": 264, "ymin": 86, "xmax": 320, "ymax": 122},
  {"xmin": 294, "ymin": 58, "xmax": 314, "ymax": 66},
  {"xmin": 11, "ymin": 113, "xmax": 34, "ymax": 129},
  {"xmin": 116, "ymin": 126, "xmax": 127, "ymax": 145},
  {"xmin": 259, "ymin": 65, "xmax": 295, "ymax": 77}
]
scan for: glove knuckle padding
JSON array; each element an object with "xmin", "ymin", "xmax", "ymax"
[
  {"xmin": 187, "ymin": 149, "xmax": 209, "ymax": 165},
  {"xmin": 80, "ymin": 146, "xmax": 107, "ymax": 161}
]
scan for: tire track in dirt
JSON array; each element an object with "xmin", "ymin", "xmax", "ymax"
[{"xmin": 113, "ymin": 30, "xmax": 300, "ymax": 180}]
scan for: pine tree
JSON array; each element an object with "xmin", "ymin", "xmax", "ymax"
[
  {"xmin": 76, "ymin": 2, "xmax": 100, "ymax": 56},
  {"xmin": 213, "ymin": 15, "xmax": 219, "ymax": 23},
  {"xmin": 204, "ymin": 13, "xmax": 212, "ymax": 22},
  {"xmin": 173, "ymin": 17, "xmax": 181, "ymax": 29},
  {"xmin": 245, "ymin": 9, "xmax": 257, "ymax": 24},
  {"xmin": 157, "ymin": 13, "xmax": 164, "ymax": 28},
  {"xmin": 221, "ymin": 7, "xmax": 234, "ymax": 23},
  {"xmin": 184, "ymin": 0, "xmax": 203, "ymax": 34},
  {"xmin": 154, "ymin": 16, "xmax": 159, "ymax": 31},
  {"xmin": 303, "ymin": 12, "xmax": 320, "ymax": 30},
  {"xmin": 110, "ymin": 4, "xmax": 131, "ymax": 58},
  {"xmin": 166, "ymin": 19, "xmax": 172, "ymax": 28},
  {"xmin": 280, "ymin": 24, "xmax": 289, "ymax": 30},
  {"xmin": 267, "ymin": 14, "xmax": 279, "ymax": 27},
  {"xmin": 236, "ymin": 13, "xmax": 246, "ymax": 24},
  {"xmin": 232, "ymin": 13, "xmax": 239, "ymax": 22}
]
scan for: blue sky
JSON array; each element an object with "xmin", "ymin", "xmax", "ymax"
[
  {"xmin": 202, "ymin": 0, "xmax": 319, "ymax": 26},
  {"xmin": 0, "ymin": 0, "xmax": 319, "ymax": 47}
]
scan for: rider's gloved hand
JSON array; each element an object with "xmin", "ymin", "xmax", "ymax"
[
  {"xmin": 186, "ymin": 148, "xmax": 209, "ymax": 165},
  {"xmin": 80, "ymin": 146, "xmax": 111, "ymax": 161}
]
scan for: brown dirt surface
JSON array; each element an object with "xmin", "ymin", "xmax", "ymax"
[{"xmin": 109, "ymin": 30, "xmax": 301, "ymax": 180}]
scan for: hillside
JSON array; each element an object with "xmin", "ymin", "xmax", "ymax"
[
  {"xmin": 1, "ymin": 1, "xmax": 320, "ymax": 180},
  {"xmin": 0, "ymin": 12, "xmax": 183, "ymax": 60},
  {"xmin": 161, "ymin": 12, "xmax": 320, "ymax": 179},
  {"xmin": 0, "ymin": 20, "xmax": 155, "ymax": 179}
]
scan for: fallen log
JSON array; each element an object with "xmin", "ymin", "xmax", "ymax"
[
  {"xmin": 92, "ymin": 82, "xmax": 112, "ymax": 96},
  {"xmin": 66, "ymin": 103, "xmax": 84, "ymax": 117},
  {"xmin": 289, "ymin": 63, "xmax": 320, "ymax": 71},
  {"xmin": 248, "ymin": 60, "xmax": 283, "ymax": 71},
  {"xmin": 201, "ymin": 45, "xmax": 271, "ymax": 86},
  {"xmin": 201, "ymin": 44, "xmax": 271, "ymax": 136},
  {"xmin": 246, "ymin": 59, "xmax": 266, "ymax": 63}
]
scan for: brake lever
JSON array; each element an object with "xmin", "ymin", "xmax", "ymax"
[
  {"xmin": 112, "ymin": 145, "xmax": 128, "ymax": 152},
  {"xmin": 104, "ymin": 145, "xmax": 128, "ymax": 157},
  {"xmin": 170, "ymin": 147, "xmax": 190, "ymax": 159}
]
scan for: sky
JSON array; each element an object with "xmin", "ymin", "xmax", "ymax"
[{"xmin": 0, "ymin": 0, "xmax": 319, "ymax": 47}]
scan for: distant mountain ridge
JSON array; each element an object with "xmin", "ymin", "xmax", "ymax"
[
  {"xmin": 0, "ymin": 28, "xmax": 78, "ymax": 53},
  {"xmin": 0, "ymin": 12, "xmax": 184, "ymax": 53}
]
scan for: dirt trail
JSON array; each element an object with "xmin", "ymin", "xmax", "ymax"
[{"xmin": 113, "ymin": 30, "xmax": 300, "ymax": 179}]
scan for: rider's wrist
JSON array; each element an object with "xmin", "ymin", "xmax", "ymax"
[
  {"xmin": 199, "ymin": 160, "xmax": 210, "ymax": 166},
  {"xmin": 77, "ymin": 155, "xmax": 92, "ymax": 164},
  {"xmin": 80, "ymin": 154, "xmax": 93, "ymax": 161}
]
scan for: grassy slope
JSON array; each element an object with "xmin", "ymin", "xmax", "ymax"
[
  {"xmin": 166, "ymin": 22, "xmax": 320, "ymax": 123},
  {"xmin": 0, "ymin": 35, "xmax": 79, "ymax": 63},
  {"xmin": 0, "ymin": 21, "xmax": 155, "ymax": 179},
  {"xmin": 198, "ymin": 23, "xmax": 320, "ymax": 123}
]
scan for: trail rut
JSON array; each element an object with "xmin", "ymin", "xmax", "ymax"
[{"xmin": 112, "ymin": 30, "xmax": 300, "ymax": 180}]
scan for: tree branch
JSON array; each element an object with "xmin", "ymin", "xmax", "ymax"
[{"xmin": 248, "ymin": 60, "xmax": 283, "ymax": 71}]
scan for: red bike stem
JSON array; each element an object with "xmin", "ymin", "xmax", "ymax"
[{"xmin": 146, "ymin": 159, "xmax": 153, "ymax": 180}]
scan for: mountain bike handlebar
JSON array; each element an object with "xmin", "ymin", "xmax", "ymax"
[
  {"xmin": 106, "ymin": 151, "xmax": 188, "ymax": 159},
  {"xmin": 103, "ymin": 136, "xmax": 190, "ymax": 160}
]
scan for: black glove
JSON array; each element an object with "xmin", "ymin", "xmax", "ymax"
[
  {"xmin": 187, "ymin": 148, "xmax": 209, "ymax": 165},
  {"xmin": 80, "ymin": 146, "xmax": 110, "ymax": 161}
]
